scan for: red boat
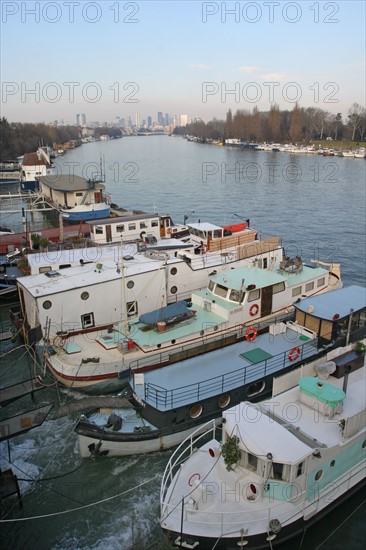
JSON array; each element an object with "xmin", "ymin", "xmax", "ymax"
[{"xmin": 222, "ymin": 222, "xmax": 248, "ymax": 234}]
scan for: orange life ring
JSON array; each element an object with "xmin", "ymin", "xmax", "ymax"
[
  {"xmin": 249, "ymin": 304, "xmax": 259, "ymax": 316},
  {"xmin": 202, "ymin": 244, "xmax": 207, "ymax": 254},
  {"xmin": 188, "ymin": 473, "xmax": 201, "ymax": 486},
  {"xmin": 245, "ymin": 326, "xmax": 257, "ymax": 341},
  {"xmin": 288, "ymin": 347, "xmax": 301, "ymax": 362}
]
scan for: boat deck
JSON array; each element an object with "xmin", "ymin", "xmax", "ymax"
[{"xmin": 132, "ymin": 325, "xmax": 318, "ymax": 411}]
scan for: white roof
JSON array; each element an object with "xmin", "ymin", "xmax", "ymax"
[
  {"xmin": 188, "ymin": 222, "xmax": 222, "ymax": 231},
  {"xmin": 223, "ymin": 402, "xmax": 313, "ymax": 464}
]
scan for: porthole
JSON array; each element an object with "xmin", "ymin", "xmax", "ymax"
[
  {"xmin": 330, "ymin": 460, "xmax": 336, "ymax": 467},
  {"xmin": 314, "ymin": 470, "xmax": 323, "ymax": 481},
  {"xmin": 189, "ymin": 404, "xmax": 202, "ymax": 419},
  {"xmin": 200, "ymin": 330, "xmax": 204, "ymax": 336},
  {"xmin": 218, "ymin": 394, "xmax": 231, "ymax": 409},
  {"xmin": 127, "ymin": 280, "xmax": 135, "ymax": 289},
  {"xmin": 246, "ymin": 380, "xmax": 265, "ymax": 398},
  {"xmin": 171, "ymin": 339, "xmax": 176, "ymax": 344},
  {"xmin": 81, "ymin": 291, "xmax": 89, "ymax": 300},
  {"xmin": 170, "ymin": 267, "xmax": 177, "ymax": 275},
  {"xmin": 42, "ymin": 300, "xmax": 52, "ymax": 310},
  {"xmin": 170, "ymin": 286, "xmax": 178, "ymax": 294}
]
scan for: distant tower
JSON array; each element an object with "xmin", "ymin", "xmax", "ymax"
[
  {"xmin": 76, "ymin": 114, "xmax": 81, "ymax": 125},
  {"xmin": 157, "ymin": 112, "xmax": 163, "ymax": 126},
  {"xmin": 135, "ymin": 113, "xmax": 140, "ymax": 128},
  {"xmin": 81, "ymin": 113, "xmax": 86, "ymax": 126},
  {"xmin": 147, "ymin": 116, "xmax": 152, "ymax": 128}
]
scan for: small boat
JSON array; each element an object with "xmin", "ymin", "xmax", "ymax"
[
  {"xmin": 160, "ymin": 342, "xmax": 365, "ymax": 548},
  {"xmin": 222, "ymin": 222, "xmax": 249, "ymax": 234},
  {"xmin": 0, "ymin": 227, "xmax": 14, "ymax": 237},
  {"xmin": 74, "ymin": 285, "xmax": 365, "ymax": 457},
  {"xmin": 61, "ymin": 202, "xmax": 111, "ymax": 221}
]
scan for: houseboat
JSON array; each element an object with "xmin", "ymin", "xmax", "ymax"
[
  {"xmin": 37, "ymin": 174, "xmax": 110, "ymax": 221},
  {"xmin": 41, "ymin": 257, "xmax": 342, "ymax": 392},
  {"xmin": 20, "ymin": 147, "xmax": 56, "ymax": 191},
  {"xmin": 160, "ymin": 333, "xmax": 365, "ymax": 548},
  {"xmin": 75, "ymin": 285, "xmax": 365, "ymax": 457}
]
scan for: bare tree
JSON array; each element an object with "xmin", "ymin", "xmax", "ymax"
[{"xmin": 347, "ymin": 103, "xmax": 365, "ymax": 140}]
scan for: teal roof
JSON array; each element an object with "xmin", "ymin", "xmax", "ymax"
[
  {"xmin": 210, "ymin": 265, "xmax": 328, "ymax": 291},
  {"xmin": 295, "ymin": 285, "xmax": 366, "ymax": 321}
]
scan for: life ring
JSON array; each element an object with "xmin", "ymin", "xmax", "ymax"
[
  {"xmin": 288, "ymin": 347, "xmax": 301, "ymax": 362},
  {"xmin": 140, "ymin": 231, "xmax": 146, "ymax": 240},
  {"xmin": 202, "ymin": 245, "xmax": 207, "ymax": 254},
  {"xmin": 245, "ymin": 326, "xmax": 257, "ymax": 341},
  {"xmin": 188, "ymin": 473, "xmax": 201, "ymax": 486},
  {"xmin": 249, "ymin": 303, "xmax": 259, "ymax": 316}
]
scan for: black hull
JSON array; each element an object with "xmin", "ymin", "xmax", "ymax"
[{"xmin": 162, "ymin": 478, "xmax": 366, "ymax": 550}]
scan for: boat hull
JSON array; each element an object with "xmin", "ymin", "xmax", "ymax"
[{"xmin": 62, "ymin": 205, "xmax": 110, "ymax": 221}]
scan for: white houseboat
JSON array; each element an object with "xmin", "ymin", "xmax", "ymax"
[
  {"xmin": 37, "ymin": 174, "xmax": 110, "ymax": 221},
  {"xmin": 20, "ymin": 147, "xmax": 56, "ymax": 191},
  {"xmin": 41, "ymin": 257, "xmax": 342, "ymax": 391},
  {"xmin": 160, "ymin": 334, "xmax": 365, "ymax": 548}
]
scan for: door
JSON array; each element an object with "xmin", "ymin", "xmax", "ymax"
[
  {"xmin": 261, "ymin": 286, "xmax": 273, "ymax": 316},
  {"xmin": 106, "ymin": 225, "xmax": 112, "ymax": 242}
]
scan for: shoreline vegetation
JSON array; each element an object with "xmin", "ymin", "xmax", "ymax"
[{"xmin": 1, "ymin": 101, "xmax": 365, "ymax": 161}]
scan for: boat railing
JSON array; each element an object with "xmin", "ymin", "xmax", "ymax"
[
  {"xmin": 160, "ymin": 418, "xmax": 218, "ymax": 507},
  {"xmin": 128, "ymin": 310, "xmax": 295, "ymax": 374},
  {"xmin": 144, "ymin": 338, "xmax": 319, "ymax": 410}
]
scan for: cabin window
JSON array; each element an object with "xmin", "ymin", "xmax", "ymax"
[
  {"xmin": 42, "ymin": 300, "xmax": 52, "ymax": 310},
  {"xmin": 292, "ymin": 286, "xmax": 302, "ymax": 297},
  {"xmin": 151, "ymin": 220, "xmax": 159, "ymax": 227},
  {"xmin": 296, "ymin": 462, "xmax": 305, "ymax": 477},
  {"xmin": 95, "ymin": 226, "xmax": 103, "ymax": 234},
  {"xmin": 59, "ymin": 264, "xmax": 71, "ymax": 270},
  {"xmin": 248, "ymin": 289, "xmax": 260, "ymax": 302},
  {"xmin": 170, "ymin": 267, "xmax": 177, "ymax": 276},
  {"xmin": 126, "ymin": 301, "xmax": 138, "ymax": 317},
  {"xmin": 39, "ymin": 266, "xmax": 52, "ymax": 273},
  {"xmin": 81, "ymin": 312, "xmax": 94, "ymax": 328},
  {"xmin": 273, "ymin": 282, "xmax": 285, "ymax": 294},
  {"xmin": 126, "ymin": 280, "xmax": 135, "ymax": 289},
  {"xmin": 81, "ymin": 291, "xmax": 89, "ymax": 300},
  {"xmin": 116, "ymin": 225, "xmax": 124, "ymax": 233},
  {"xmin": 317, "ymin": 277, "xmax": 326, "ymax": 287},
  {"xmin": 314, "ymin": 469, "xmax": 323, "ymax": 481},
  {"xmin": 170, "ymin": 286, "xmax": 178, "ymax": 294},
  {"xmin": 128, "ymin": 223, "xmax": 136, "ymax": 231},
  {"xmin": 189, "ymin": 404, "xmax": 202, "ymax": 418},
  {"xmin": 213, "ymin": 229, "xmax": 222, "ymax": 238},
  {"xmin": 208, "ymin": 280, "xmax": 215, "ymax": 292},
  {"xmin": 139, "ymin": 222, "xmax": 147, "ymax": 229},
  {"xmin": 229, "ymin": 289, "xmax": 241, "ymax": 302},
  {"xmin": 214, "ymin": 283, "xmax": 228, "ymax": 298},
  {"xmin": 305, "ymin": 281, "xmax": 314, "ymax": 292},
  {"xmin": 246, "ymin": 452, "xmax": 258, "ymax": 471},
  {"xmin": 75, "ymin": 192, "xmax": 83, "ymax": 197},
  {"xmin": 271, "ymin": 462, "xmax": 284, "ymax": 480}
]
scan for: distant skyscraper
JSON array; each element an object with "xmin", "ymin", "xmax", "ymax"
[
  {"xmin": 157, "ymin": 112, "xmax": 163, "ymax": 126},
  {"xmin": 76, "ymin": 113, "xmax": 81, "ymax": 125},
  {"xmin": 147, "ymin": 116, "xmax": 152, "ymax": 128},
  {"xmin": 81, "ymin": 113, "xmax": 86, "ymax": 126},
  {"xmin": 135, "ymin": 113, "xmax": 140, "ymax": 128},
  {"xmin": 179, "ymin": 114, "xmax": 188, "ymax": 126}
]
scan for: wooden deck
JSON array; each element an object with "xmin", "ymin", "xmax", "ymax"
[{"xmin": 0, "ymin": 224, "xmax": 90, "ymax": 254}]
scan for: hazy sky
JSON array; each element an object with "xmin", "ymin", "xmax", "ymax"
[{"xmin": 1, "ymin": 0, "xmax": 365, "ymax": 123}]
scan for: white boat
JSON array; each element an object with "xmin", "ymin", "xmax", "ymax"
[
  {"xmin": 160, "ymin": 335, "xmax": 366, "ymax": 548},
  {"xmin": 20, "ymin": 147, "xmax": 56, "ymax": 191},
  {"xmin": 75, "ymin": 285, "xmax": 365, "ymax": 457},
  {"xmin": 354, "ymin": 148, "xmax": 366, "ymax": 159},
  {"xmin": 41, "ymin": 255, "xmax": 342, "ymax": 392}
]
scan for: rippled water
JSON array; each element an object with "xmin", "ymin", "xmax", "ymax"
[{"xmin": 1, "ymin": 137, "xmax": 365, "ymax": 549}]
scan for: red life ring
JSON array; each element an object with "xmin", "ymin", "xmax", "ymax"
[
  {"xmin": 245, "ymin": 326, "xmax": 257, "ymax": 341},
  {"xmin": 188, "ymin": 473, "xmax": 201, "ymax": 486},
  {"xmin": 202, "ymin": 245, "xmax": 207, "ymax": 254},
  {"xmin": 249, "ymin": 304, "xmax": 259, "ymax": 316},
  {"xmin": 288, "ymin": 347, "xmax": 301, "ymax": 362}
]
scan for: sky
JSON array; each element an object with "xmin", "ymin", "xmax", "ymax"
[{"xmin": 1, "ymin": 0, "xmax": 365, "ymax": 124}]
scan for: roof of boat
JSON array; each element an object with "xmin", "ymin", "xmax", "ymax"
[
  {"xmin": 87, "ymin": 212, "xmax": 160, "ymax": 225},
  {"xmin": 38, "ymin": 174, "xmax": 105, "ymax": 191},
  {"xmin": 187, "ymin": 222, "xmax": 222, "ymax": 231},
  {"xmin": 209, "ymin": 265, "xmax": 328, "ymax": 290},
  {"xmin": 294, "ymin": 285, "xmax": 366, "ymax": 319},
  {"xmin": 223, "ymin": 402, "xmax": 313, "ymax": 463}
]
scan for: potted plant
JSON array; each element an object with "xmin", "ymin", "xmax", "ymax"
[
  {"xmin": 39, "ymin": 237, "xmax": 49, "ymax": 251},
  {"xmin": 354, "ymin": 341, "xmax": 366, "ymax": 354},
  {"xmin": 31, "ymin": 233, "xmax": 42, "ymax": 250},
  {"xmin": 221, "ymin": 435, "xmax": 241, "ymax": 471}
]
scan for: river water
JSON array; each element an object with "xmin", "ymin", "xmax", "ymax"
[{"xmin": 1, "ymin": 136, "xmax": 365, "ymax": 549}]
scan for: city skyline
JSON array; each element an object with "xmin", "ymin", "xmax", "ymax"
[{"xmin": 1, "ymin": 1, "xmax": 365, "ymax": 124}]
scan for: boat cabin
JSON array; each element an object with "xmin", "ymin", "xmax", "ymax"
[
  {"xmin": 37, "ymin": 174, "xmax": 106, "ymax": 210},
  {"xmin": 293, "ymin": 285, "xmax": 366, "ymax": 344}
]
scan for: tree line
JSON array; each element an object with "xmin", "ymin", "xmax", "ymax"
[{"xmin": 174, "ymin": 103, "xmax": 366, "ymax": 144}]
